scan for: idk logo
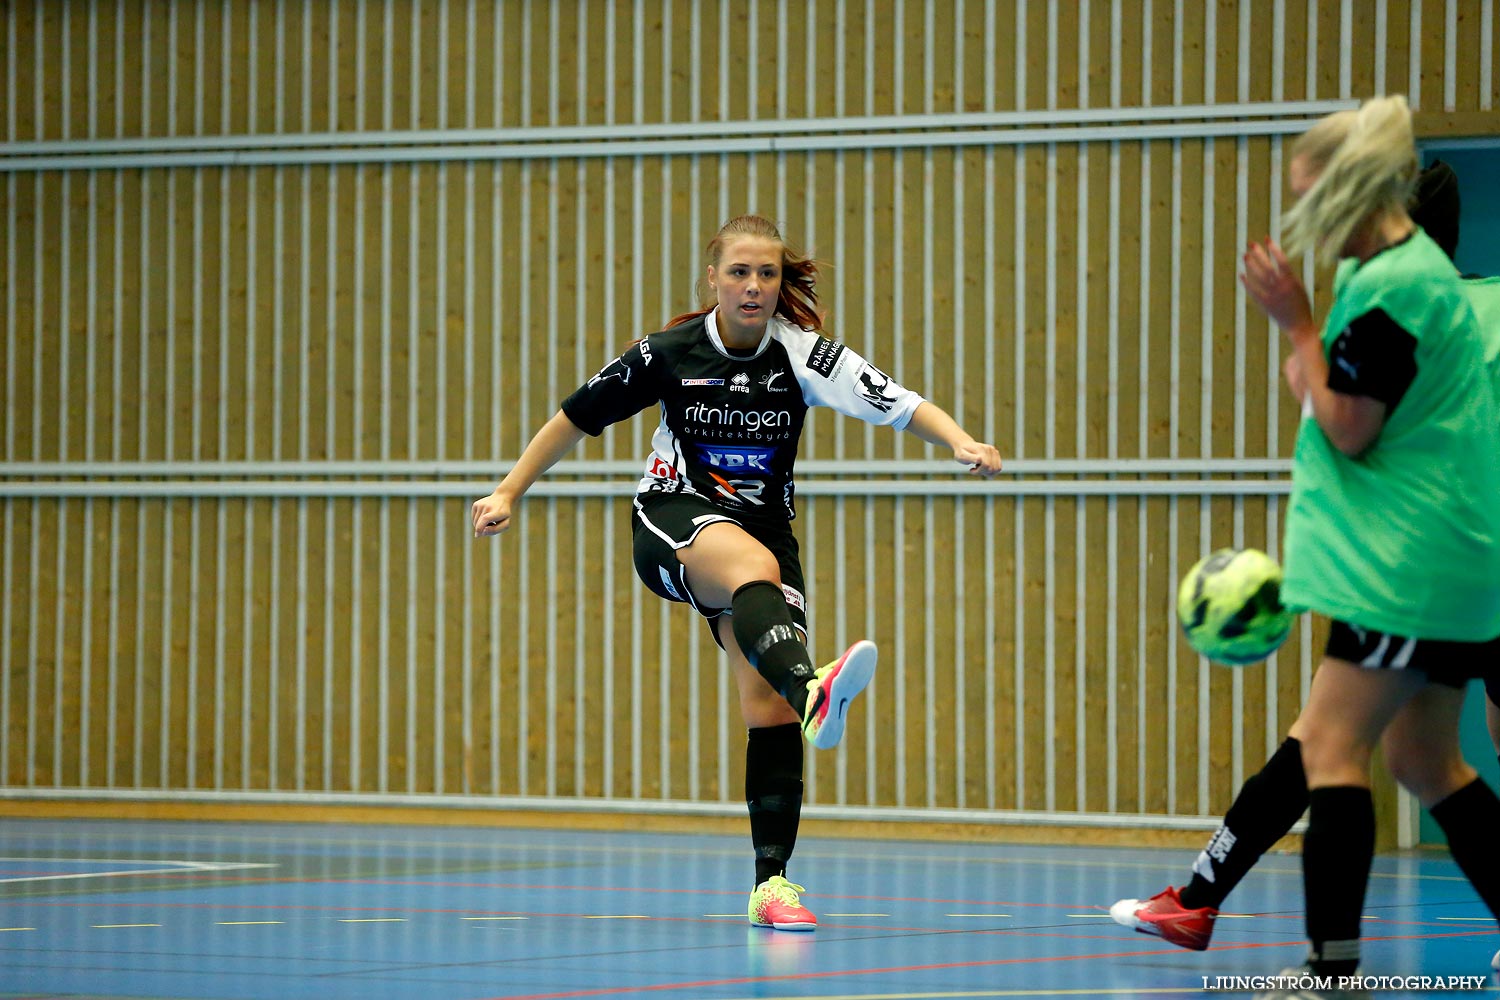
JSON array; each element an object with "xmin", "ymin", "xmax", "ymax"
[{"xmin": 695, "ymin": 446, "xmax": 775, "ymax": 472}]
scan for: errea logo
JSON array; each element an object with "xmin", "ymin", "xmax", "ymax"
[{"xmin": 730, "ymin": 372, "xmax": 752, "ymax": 393}]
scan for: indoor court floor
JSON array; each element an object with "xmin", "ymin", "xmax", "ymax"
[{"xmin": 0, "ymin": 817, "xmax": 1495, "ymax": 999}]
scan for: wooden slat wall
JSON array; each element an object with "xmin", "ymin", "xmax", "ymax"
[{"xmin": 3, "ymin": 1, "xmax": 1498, "ymax": 827}]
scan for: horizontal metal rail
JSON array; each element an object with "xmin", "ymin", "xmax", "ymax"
[
  {"xmin": 0, "ymin": 479, "xmax": 1292, "ymax": 498},
  {"xmin": 0, "ymin": 99, "xmax": 1357, "ymax": 156},
  {"xmin": 0, "ymin": 786, "xmax": 1287, "ymax": 832},
  {"xmin": 0, "ymin": 459, "xmax": 1295, "ymax": 478},
  {"xmin": 2, "ymin": 118, "xmax": 1342, "ymax": 172}
]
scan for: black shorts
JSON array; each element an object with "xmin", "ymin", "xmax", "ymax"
[
  {"xmin": 1326, "ymin": 620, "xmax": 1500, "ymax": 690},
  {"xmin": 631, "ymin": 491, "xmax": 807, "ymax": 643}
]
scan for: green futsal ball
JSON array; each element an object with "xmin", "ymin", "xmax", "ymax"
[{"xmin": 1177, "ymin": 547, "xmax": 1293, "ymax": 666}]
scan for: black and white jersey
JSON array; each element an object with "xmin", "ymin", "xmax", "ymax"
[{"xmin": 561, "ymin": 310, "xmax": 924, "ymax": 522}]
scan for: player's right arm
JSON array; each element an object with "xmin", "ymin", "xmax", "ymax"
[
  {"xmin": 472, "ymin": 409, "xmax": 587, "ymax": 537},
  {"xmin": 473, "ymin": 338, "xmax": 662, "ymax": 537}
]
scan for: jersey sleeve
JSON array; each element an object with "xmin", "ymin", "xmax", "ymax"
[
  {"xmin": 560, "ymin": 339, "xmax": 663, "ymax": 436},
  {"xmin": 1325, "ymin": 307, "xmax": 1419, "ymax": 411},
  {"xmin": 792, "ymin": 332, "xmax": 925, "ymax": 428}
]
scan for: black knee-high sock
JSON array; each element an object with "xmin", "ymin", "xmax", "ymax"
[
  {"xmin": 1430, "ymin": 778, "xmax": 1500, "ymax": 926},
  {"xmin": 1180, "ymin": 737, "xmax": 1309, "ymax": 910},
  {"xmin": 1303, "ymin": 786, "xmax": 1373, "ymax": 977},
  {"xmin": 731, "ymin": 581, "xmax": 816, "ymax": 716},
  {"xmin": 746, "ymin": 723, "xmax": 805, "ymax": 887}
]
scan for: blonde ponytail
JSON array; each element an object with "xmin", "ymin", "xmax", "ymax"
[{"xmin": 1281, "ymin": 95, "xmax": 1418, "ymax": 266}]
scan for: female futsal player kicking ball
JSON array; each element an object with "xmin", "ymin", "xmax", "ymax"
[{"xmin": 473, "ymin": 214, "xmax": 1002, "ymax": 932}]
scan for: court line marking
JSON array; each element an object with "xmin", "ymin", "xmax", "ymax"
[
  {"xmin": 337, "ymin": 918, "xmax": 406, "ymax": 923},
  {"xmin": 90, "ymin": 923, "xmax": 161, "ymax": 928},
  {"xmin": 480, "ymin": 943, "xmax": 1245, "ymax": 1000},
  {"xmin": 0, "ymin": 926, "xmax": 35, "ymax": 931},
  {"xmin": 216, "ymin": 920, "xmax": 284, "ymax": 925},
  {"xmin": 26, "ymin": 831, "xmax": 1465, "ymax": 885},
  {"xmin": 484, "ymin": 928, "xmax": 1500, "ymax": 1000},
  {"xmin": 461, "ymin": 916, "xmax": 528, "ymax": 921},
  {"xmin": 0, "ymin": 857, "xmax": 276, "ymax": 885}
]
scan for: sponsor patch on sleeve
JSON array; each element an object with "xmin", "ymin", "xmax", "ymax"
[
  {"xmin": 854, "ymin": 362, "xmax": 899, "ymax": 412},
  {"xmin": 806, "ymin": 337, "xmax": 846, "ymax": 379}
]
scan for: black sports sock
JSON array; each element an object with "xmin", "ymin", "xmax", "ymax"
[
  {"xmin": 1179, "ymin": 736, "xmax": 1308, "ymax": 910},
  {"xmin": 730, "ymin": 581, "xmax": 816, "ymax": 716},
  {"xmin": 1303, "ymin": 786, "xmax": 1373, "ymax": 977},
  {"xmin": 746, "ymin": 723, "xmax": 805, "ymax": 887},
  {"xmin": 1429, "ymin": 778, "xmax": 1500, "ymax": 926}
]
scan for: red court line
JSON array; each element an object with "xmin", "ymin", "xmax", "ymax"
[
  {"xmin": 480, "ymin": 928, "xmax": 1500, "ymax": 1000},
  {"xmin": 2, "ymin": 900, "xmax": 523, "ymax": 916},
  {"xmin": 0, "ymin": 898, "xmax": 1229, "ymax": 940},
  {"xmin": 479, "ymin": 944, "xmax": 1205, "ymax": 1000}
]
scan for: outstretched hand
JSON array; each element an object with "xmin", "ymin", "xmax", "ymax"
[
  {"xmin": 1240, "ymin": 238, "xmax": 1314, "ymax": 337},
  {"xmin": 955, "ymin": 441, "xmax": 1003, "ymax": 478},
  {"xmin": 471, "ymin": 491, "xmax": 514, "ymax": 538}
]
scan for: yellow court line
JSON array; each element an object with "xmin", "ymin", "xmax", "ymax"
[
  {"xmin": 0, "ymin": 927, "xmax": 35, "ymax": 932},
  {"xmin": 460, "ymin": 916, "xmax": 528, "ymax": 921},
  {"xmin": 216, "ymin": 921, "xmax": 284, "ymax": 926},
  {"xmin": 337, "ymin": 918, "xmax": 406, "ymax": 923},
  {"xmin": 1437, "ymin": 916, "xmax": 1493, "ymax": 921},
  {"xmin": 91, "ymin": 923, "xmax": 160, "ymax": 929}
]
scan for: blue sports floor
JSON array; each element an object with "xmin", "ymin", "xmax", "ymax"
[{"xmin": 0, "ymin": 818, "xmax": 1496, "ymax": 999}]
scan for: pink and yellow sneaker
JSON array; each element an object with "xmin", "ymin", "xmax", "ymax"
[
  {"xmin": 748, "ymin": 875, "xmax": 817, "ymax": 932},
  {"xmin": 800, "ymin": 640, "xmax": 878, "ymax": 750}
]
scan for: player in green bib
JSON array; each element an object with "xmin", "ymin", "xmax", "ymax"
[
  {"xmin": 1282, "ymin": 243, "xmax": 1500, "ymax": 636},
  {"xmin": 1110, "ymin": 164, "xmax": 1500, "ymax": 973},
  {"xmin": 1236, "ymin": 97, "xmax": 1500, "ymax": 999}
]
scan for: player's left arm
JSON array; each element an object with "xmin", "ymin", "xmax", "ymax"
[
  {"xmin": 1285, "ymin": 321, "xmax": 1390, "ymax": 457},
  {"xmin": 1241, "ymin": 238, "xmax": 1390, "ymax": 457},
  {"xmin": 903, "ymin": 402, "xmax": 1004, "ymax": 477}
]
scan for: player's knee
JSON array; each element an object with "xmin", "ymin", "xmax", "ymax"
[
  {"xmin": 738, "ymin": 682, "xmax": 800, "ymax": 728},
  {"xmin": 1385, "ymin": 734, "xmax": 1471, "ymax": 805},
  {"xmin": 743, "ymin": 547, "xmax": 781, "ymax": 585},
  {"xmin": 1296, "ymin": 727, "xmax": 1373, "ymax": 785},
  {"xmin": 1386, "ymin": 750, "xmax": 1440, "ymax": 800}
]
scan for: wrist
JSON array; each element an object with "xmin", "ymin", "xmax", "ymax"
[{"xmin": 1282, "ymin": 320, "xmax": 1319, "ymax": 346}]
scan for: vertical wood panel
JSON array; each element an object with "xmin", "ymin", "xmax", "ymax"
[{"xmin": 4, "ymin": 2, "xmax": 1495, "ymax": 845}]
